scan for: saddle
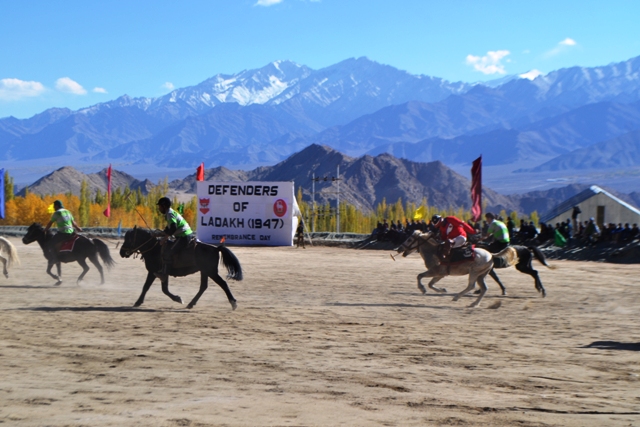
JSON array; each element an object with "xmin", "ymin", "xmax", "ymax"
[
  {"xmin": 437, "ymin": 241, "xmax": 475, "ymax": 264},
  {"xmin": 162, "ymin": 235, "xmax": 198, "ymax": 269},
  {"xmin": 58, "ymin": 234, "xmax": 80, "ymax": 252}
]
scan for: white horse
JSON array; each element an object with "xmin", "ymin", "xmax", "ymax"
[
  {"xmin": 394, "ymin": 230, "xmax": 520, "ymax": 308},
  {"xmin": 0, "ymin": 236, "xmax": 20, "ymax": 278}
]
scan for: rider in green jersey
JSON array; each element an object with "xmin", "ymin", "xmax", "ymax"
[
  {"xmin": 43, "ymin": 200, "xmax": 83, "ymax": 259},
  {"xmin": 480, "ymin": 212, "xmax": 510, "ymax": 253},
  {"xmin": 156, "ymin": 197, "xmax": 193, "ymax": 281}
]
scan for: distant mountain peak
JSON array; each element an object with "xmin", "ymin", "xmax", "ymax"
[{"xmin": 519, "ymin": 69, "xmax": 544, "ymax": 80}]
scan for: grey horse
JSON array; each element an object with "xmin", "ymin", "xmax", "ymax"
[
  {"xmin": 0, "ymin": 236, "xmax": 20, "ymax": 278},
  {"xmin": 395, "ymin": 230, "xmax": 523, "ymax": 308}
]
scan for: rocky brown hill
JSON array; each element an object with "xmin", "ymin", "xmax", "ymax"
[
  {"xmin": 169, "ymin": 144, "xmax": 521, "ymax": 213},
  {"xmin": 16, "ymin": 166, "xmax": 150, "ymax": 197},
  {"xmin": 16, "ymin": 145, "xmax": 639, "ymax": 216}
]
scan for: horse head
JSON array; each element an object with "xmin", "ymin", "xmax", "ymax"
[
  {"xmin": 22, "ymin": 222, "xmax": 44, "ymax": 245},
  {"xmin": 119, "ymin": 226, "xmax": 156, "ymax": 258},
  {"xmin": 120, "ymin": 226, "xmax": 138, "ymax": 258},
  {"xmin": 396, "ymin": 230, "xmax": 433, "ymax": 257}
]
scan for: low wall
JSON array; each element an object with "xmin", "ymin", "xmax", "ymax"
[{"xmin": 0, "ymin": 226, "xmax": 128, "ymax": 239}]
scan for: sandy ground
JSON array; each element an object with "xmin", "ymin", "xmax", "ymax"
[{"xmin": 0, "ymin": 236, "xmax": 639, "ymax": 427}]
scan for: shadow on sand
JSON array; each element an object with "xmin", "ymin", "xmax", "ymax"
[
  {"xmin": 326, "ymin": 301, "xmax": 454, "ymax": 310},
  {"xmin": 581, "ymin": 341, "xmax": 640, "ymax": 351},
  {"xmin": 11, "ymin": 306, "xmax": 178, "ymax": 313}
]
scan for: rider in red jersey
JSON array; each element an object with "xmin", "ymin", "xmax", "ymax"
[{"xmin": 431, "ymin": 214, "xmax": 477, "ymax": 248}]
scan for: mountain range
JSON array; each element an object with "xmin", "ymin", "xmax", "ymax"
[
  {"xmin": 2, "ymin": 55, "xmax": 640, "ymax": 194},
  {"xmin": 18, "ymin": 144, "xmax": 640, "ymax": 217}
]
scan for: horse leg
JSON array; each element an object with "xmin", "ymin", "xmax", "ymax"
[
  {"xmin": 426, "ymin": 276, "xmax": 446, "ymax": 293},
  {"xmin": 516, "ymin": 263, "xmax": 546, "ymax": 298},
  {"xmin": 75, "ymin": 258, "xmax": 91, "ymax": 284},
  {"xmin": 468, "ymin": 273, "xmax": 489, "ymax": 308},
  {"xmin": 416, "ymin": 270, "xmax": 445, "ymax": 294},
  {"xmin": 88, "ymin": 254, "xmax": 105, "ymax": 285},
  {"xmin": 134, "ymin": 272, "xmax": 157, "ymax": 307},
  {"xmin": 210, "ymin": 272, "xmax": 237, "ymax": 310},
  {"xmin": 416, "ymin": 272, "xmax": 427, "ymax": 294},
  {"xmin": 185, "ymin": 272, "xmax": 209, "ymax": 309},
  {"xmin": 0, "ymin": 255, "xmax": 7, "ymax": 278},
  {"xmin": 160, "ymin": 276, "xmax": 183, "ymax": 305},
  {"xmin": 488, "ymin": 269, "xmax": 507, "ymax": 296},
  {"xmin": 46, "ymin": 262, "xmax": 62, "ymax": 286},
  {"xmin": 452, "ymin": 273, "xmax": 478, "ymax": 303}
]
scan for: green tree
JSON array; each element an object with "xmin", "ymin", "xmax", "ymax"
[
  {"xmin": 4, "ymin": 170, "xmax": 14, "ymax": 201},
  {"xmin": 79, "ymin": 180, "xmax": 90, "ymax": 226},
  {"xmin": 94, "ymin": 188, "xmax": 104, "ymax": 205}
]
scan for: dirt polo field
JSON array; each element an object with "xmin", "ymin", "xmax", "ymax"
[{"xmin": 1, "ymin": 236, "xmax": 639, "ymax": 427}]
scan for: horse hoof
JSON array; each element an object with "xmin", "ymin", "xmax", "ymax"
[
  {"xmin": 3, "ymin": 273, "xmax": 8, "ymax": 279},
  {"xmin": 187, "ymin": 303, "xmax": 194, "ymax": 309},
  {"xmin": 133, "ymin": 302, "xmax": 142, "ymax": 308},
  {"xmin": 452, "ymin": 296, "xmax": 460, "ymax": 302},
  {"xmin": 54, "ymin": 281, "xmax": 62, "ymax": 286},
  {"xmin": 231, "ymin": 301, "xmax": 238, "ymax": 311},
  {"xmin": 176, "ymin": 297, "xmax": 184, "ymax": 305}
]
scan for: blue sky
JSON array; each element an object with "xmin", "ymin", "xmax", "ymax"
[{"xmin": 2, "ymin": 0, "xmax": 640, "ymax": 119}]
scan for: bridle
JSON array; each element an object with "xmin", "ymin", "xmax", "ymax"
[
  {"xmin": 399, "ymin": 232, "xmax": 433, "ymax": 256},
  {"xmin": 121, "ymin": 227, "xmax": 158, "ymax": 258}
]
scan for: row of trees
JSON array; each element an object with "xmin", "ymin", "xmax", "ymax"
[
  {"xmin": 296, "ymin": 198, "xmax": 539, "ymax": 234},
  {"xmin": 1, "ymin": 173, "xmax": 197, "ymax": 230},
  {"xmin": 1, "ymin": 170, "xmax": 539, "ymax": 233}
]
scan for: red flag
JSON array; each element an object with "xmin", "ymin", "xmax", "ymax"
[
  {"xmin": 196, "ymin": 162, "xmax": 204, "ymax": 181},
  {"xmin": 103, "ymin": 164, "xmax": 112, "ymax": 218},
  {"xmin": 470, "ymin": 156, "xmax": 482, "ymax": 222}
]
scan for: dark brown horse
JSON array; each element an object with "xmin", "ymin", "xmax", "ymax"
[
  {"xmin": 22, "ymin": 223, "xmax": 115, "ymax": 285},
  {"xmin": 119, "ymin": 226, "xmax": 243, "ymax": 310}
]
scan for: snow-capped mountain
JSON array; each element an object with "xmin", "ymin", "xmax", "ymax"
[{"xmin": 3, "ymin": 55, "xmax": 640, "ymax": 188}]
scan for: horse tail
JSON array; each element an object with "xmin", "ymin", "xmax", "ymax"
[
  {"xmin": 492, "ymin": 246, "xmax": 519, "ymax": 269},
  {"xmin": 0, "ymin": 237, "xmax": 20, "ymax": 267},
  {"xmin": 93, "ymin": 238, "xmax": 116, "ymax": 269},
  {"xmin": 528, "ymin": 246, "xmax": 555, "ymax": 269},
  {"xmin": 218, "ymin": 245, "xmax": 243, "ymax": 281}
]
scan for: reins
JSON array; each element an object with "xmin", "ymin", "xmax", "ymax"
[
  {"xmin": 402, "ymin": 232, "xmax": 433, "ymax": 254},
  {"xmin": 122, "ymin": 228, "xmax": 159, "ymax": 258}
]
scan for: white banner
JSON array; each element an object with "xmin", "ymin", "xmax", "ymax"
[{"xmin": 196, "ymin": 181, "xmax": 300, "ymax": 246}]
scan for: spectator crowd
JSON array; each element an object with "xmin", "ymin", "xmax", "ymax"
[{"xmin": 371, "ymin": 214, "xmax": 640, "ymax": 248}]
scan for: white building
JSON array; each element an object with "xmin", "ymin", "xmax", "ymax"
[{"xmin": 540, "ymin": 185, "xmax": 640, "ymax": 227}]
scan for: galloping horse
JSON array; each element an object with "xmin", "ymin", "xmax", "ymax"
[
  {"xmin": 119, "ymin": 226, "xmax": 243, "ymax": 310},
  {"xmin": 22, "ymin": 223, "xmax": 115, "ymax": 285},
  {"xmin": 395, "ymin": 230, "xmax": 552, "ymax": 307},
  {"xmin": 481, "ymin": 244, "xmax": 553, "ymax": 297},
  {"xmin": 0, "ymin": 236, "xmax": 20, "ymax": 278}
]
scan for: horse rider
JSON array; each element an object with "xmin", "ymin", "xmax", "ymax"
[
  {"xmin": 43, "ymin": 200, "xmax": 83, "ymax": 260},
  {"xmin": 479, "ymin": 212, "xmax": 510, "ymax": 253},
  {"xmin": 431, "ymin": 214, "xmax": 477, "ymax": 257},
  {"xmin": 156, "ymin": 197, "xmax": 194, "ymax": 281}
]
